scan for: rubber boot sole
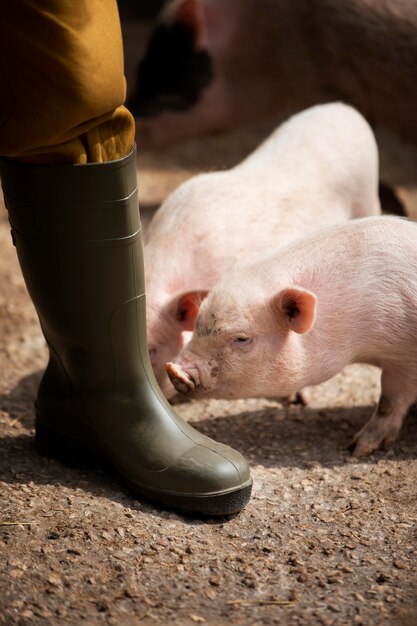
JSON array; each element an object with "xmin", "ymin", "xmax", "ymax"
[{"xmin": 35, "ymin": 417, "xmax": 252, "ymax": 517}]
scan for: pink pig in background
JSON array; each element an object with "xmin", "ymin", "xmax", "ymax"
[
  {"xmin": 167, "ymin": 216, "xmax": 417, "ymax": 457},
  {"xmin": 144, "ymin": 103, "xmax": 380, "ymax": 397}
]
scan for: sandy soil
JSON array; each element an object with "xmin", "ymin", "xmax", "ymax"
[{"xmin": 1, "ymin": 119, "xmax": 417, "ymax": 626}]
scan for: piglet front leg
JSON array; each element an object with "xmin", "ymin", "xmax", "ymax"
[{"xmin": 349, "ymin": 366, "xmax": 417, "ymax": 457}]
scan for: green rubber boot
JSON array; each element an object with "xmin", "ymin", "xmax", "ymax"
[{"xmin": 0, "ymin": 147, "xmax": 252, "ymax": 516}]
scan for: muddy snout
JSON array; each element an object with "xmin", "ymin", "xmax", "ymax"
[{"xmin": 165, "ymin": 362, "xmax": 196, "ymax": 394}]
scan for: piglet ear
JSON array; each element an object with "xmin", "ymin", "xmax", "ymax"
[
  {"xmin": 175, "ymin": 290, "xmax": 209, "ymax": 331},
  {"xmin": 273, "ymin": 287, "xmax": 317, "ymax": 334},
  {"xmin": 168, "ymin": 0, "xmax": 207, "ymax": 49}
]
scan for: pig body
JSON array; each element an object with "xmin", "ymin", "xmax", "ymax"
[
  {"xmin": 128, "ymin": 0, "xmax": 417, "ymax": 164},
  {"xmin": 144, "ymin": 103, "xmax": 380, "ymax": 396},
  {"xmin": 167, "ymin": 216, "xmax": 417, "ymax": 456}
]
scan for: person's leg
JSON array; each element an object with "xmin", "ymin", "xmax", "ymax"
[
  {"xmin": 0, "ymin": 1, "xmax": 252, "ymax": 514},
  {"xmin": 0, "ymin": 1, "xmax": 133, "ymax": 163}
]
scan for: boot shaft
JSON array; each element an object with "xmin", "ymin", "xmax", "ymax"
[{"xmin": 0, "ymin": 148, "xmax": 151, "ymax": 396}]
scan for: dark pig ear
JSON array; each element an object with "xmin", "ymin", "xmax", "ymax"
[
  {"xmin": 170, "ymin": 0, "xmax": 208, "ymax": 49},
  {"xmin": 174, "ymin": 290, "xmax": 209, "ymax": 331},
  {"xmin": 127, "ymin": 0, "xmax": 213, "ymax": 117},
  {"xmin": 272, "ymin": 287, "xmax": 317, "ymax": 334}
]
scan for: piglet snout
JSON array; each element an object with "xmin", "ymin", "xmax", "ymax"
[{"xmin": 165, "ymin": 362, "xmax": 196, "ymax": 394}]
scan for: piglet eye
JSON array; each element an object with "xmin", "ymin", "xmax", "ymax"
[{"xmin": 233, "ymin": 337, "xmax": 252, "ymax": 345}]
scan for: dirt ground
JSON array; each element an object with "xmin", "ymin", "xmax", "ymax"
[
  {"xmin": 1, "ymin": 117, "xmax": 417, "ymax": 626},
  {"xmin": 1, "ymin": 12, "xmax": 417, "ymax": 621}
]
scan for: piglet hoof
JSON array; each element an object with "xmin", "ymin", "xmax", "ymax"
[
  {"xmin": 285, "ymin": 390, "xmax": 310, "ymax": 406},
  {"xmin": 347, "ymin": 439, "xmax": 380, "ymax": 458},
  {"xmin": 165, "ymin": 362, "xmax": 196, "ymax": 395},
  {"xmin": 347, "ymin": 420, "xmax": 399, "ymax": 458},
  {"xmin": 346, "ymin": 430, "xmax": 380, "ymax": 457}
]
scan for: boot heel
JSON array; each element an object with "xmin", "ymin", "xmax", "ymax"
[{"xmin": 35, "ymin": 416, "xmax": 90, "ymax": 467}]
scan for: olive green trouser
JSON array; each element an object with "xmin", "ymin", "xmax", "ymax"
[{"xmin": 0, "ymin": 1, "xmax": 135, "ymax": 164}]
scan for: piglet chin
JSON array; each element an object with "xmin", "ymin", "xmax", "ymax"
[{"xmin": 165, "ymin": 361, "xmax": 197, "ymax": 395}]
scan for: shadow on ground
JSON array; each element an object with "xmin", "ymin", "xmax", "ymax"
[{"xmin": 1, "ymin": 371, "xmax": 416, "ymax": 516}]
